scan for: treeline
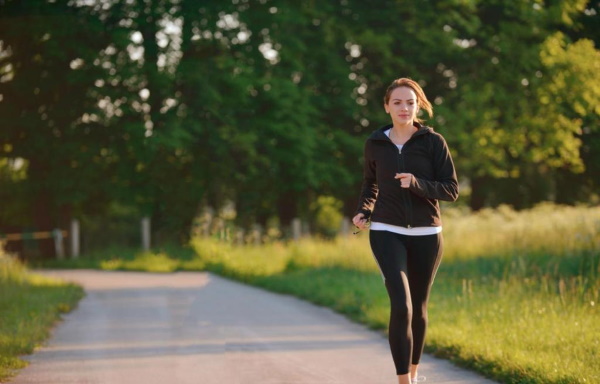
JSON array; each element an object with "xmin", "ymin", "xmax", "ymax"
[{"xmin": 1, "ymin": 0, "xmax": 599, "ymax": 256}]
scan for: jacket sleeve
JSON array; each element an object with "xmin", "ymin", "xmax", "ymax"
[
  {"xmin": 355, "ymin": 140, "xmax": 378, "ymax": 219},
  {"xmin": 409, "ymin": 134, "xmax": 459, "ymax": 202}
]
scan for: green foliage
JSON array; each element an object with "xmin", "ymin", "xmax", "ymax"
[
  {"xmin": 1, "ymin": 1, "xmax": 599, "ymax": 255},
  {"xmin": 310, "ymin": 196, "xmax": 344, "ymax": 239},
  {"xmin": 0, "ymin": 158, "xmax": 28, "ymax": 227},
  {"xmin": 0, "ymin": 251, "xmax": 84, "ymax": 382},
  {"xmin": 437, "ymin": 0, "xmax": 600, "ymax": 208}
]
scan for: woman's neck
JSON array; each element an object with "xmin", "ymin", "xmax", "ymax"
[
  {"xmin": 389, "ymin": 123, "xmax": 417, "ymax": 145},
  {"xmin": 392, "ymin": 122, "xmax": 416, "ymax": 133}
]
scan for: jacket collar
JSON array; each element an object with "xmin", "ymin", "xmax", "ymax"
[{"xmin": 368, "ymin": 122, "xmax": 433, "ymax": 142}]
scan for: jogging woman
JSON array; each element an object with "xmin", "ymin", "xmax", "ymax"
[{"xmin": 352, "ymin": 78, "xmax": 458, "ymax": 384}]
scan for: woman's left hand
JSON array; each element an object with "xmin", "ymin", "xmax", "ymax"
[{"xmin": 395, "ymin": 173, "xmax": 413, "ymax": 188}]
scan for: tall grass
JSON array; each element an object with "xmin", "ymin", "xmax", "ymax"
[
  {"xmin": 188, "ymin": 204, "xmax": 600, "ymax": 384},
  {"xmin": 36, "ymin": 203, "xmax": 599, "ymax": 383},
  {"xmin": 0, "ymin": 251, "xmax": 84, "ymax": 382}
]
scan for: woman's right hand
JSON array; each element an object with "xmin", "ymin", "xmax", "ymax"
[{"xmin": 352, "ymin": 213, "xmax": 368, "ymax": 230}]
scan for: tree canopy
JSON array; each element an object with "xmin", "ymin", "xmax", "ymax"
[{"xmin": 1, "ymin": 0, "xmax": 598, "ymax": 255}]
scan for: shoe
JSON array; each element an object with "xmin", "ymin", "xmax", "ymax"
[{"xmin": 411, "ymin": 376, "xmax": 426, "ymax": 383}]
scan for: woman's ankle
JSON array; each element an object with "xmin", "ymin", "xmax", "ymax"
[
  {"xmin": 397, "ymin": 373, "xmax": 411, "ymax": 384},
  {"xmin": 410, "ymin": 364, "xmax": 419, "ymax": 378}
]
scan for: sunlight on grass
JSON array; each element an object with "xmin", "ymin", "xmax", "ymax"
[
  {"xmin": 442, "ymin": 203, "xmax": 599, "ymax": 263},
  {"xmin": 100, "ymin": 251, "xmax": 179, "ymax": 272},
  {"xmin": 0, "ymin": 251, "xmax": 84, "ymax": 382},
  {"xmin": 33, "ymin": 203, "xmax": 600, "ymax": 383},
  {"xmin": 428, "ymin": 275, "xmax": 599, "ymax": 383},
  {"xmin": 189, "ymin": 204, "xmax": 600, "ymax": 384}
]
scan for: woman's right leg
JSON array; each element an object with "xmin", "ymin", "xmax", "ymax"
[{"xmin": 369, "ymin": 230, "xmax": 412, "ymax": 378}]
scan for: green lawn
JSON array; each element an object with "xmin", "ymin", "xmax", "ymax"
[
  {"xmin": 0, "ymin": 253, "xmax": 84, "ymax": 382},
  {"xmin": 39, "ymin": 203, "xmax": 599, "ymax": 383}
]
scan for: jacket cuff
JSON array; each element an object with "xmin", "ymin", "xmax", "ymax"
[{"xmin": 356, "ymin": 209, "xmax": 372, "ymax": 220}]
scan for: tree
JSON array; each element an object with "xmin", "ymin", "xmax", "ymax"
[
  {"xmin": 433, "ymin": 0, "xmax": 598, "ymax": 209},
  {"xmin": 1, "ymin": 0, "xmax": 598, "ymax": 257},
  {"xmin": 0, "ymin": 0, "xmax": 116, "ymax": 257}
]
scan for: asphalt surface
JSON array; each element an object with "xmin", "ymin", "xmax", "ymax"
[{"xmin": 10, "ymin": 270, "xmax": 497, "ymax": 384}]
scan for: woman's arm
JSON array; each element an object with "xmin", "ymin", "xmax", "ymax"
[
  {"xmin": 355, "ymin": 141, "xmax": 378, "ymax": 218},
  {"xmin": 408, "ymin": 134, "xmax": 459, "ymax": 202}
]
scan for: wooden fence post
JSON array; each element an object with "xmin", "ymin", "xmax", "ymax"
[
  {"xmin": 291, "ymin": 218, "xmax": 302, "ymax": 241},
  {"xmin": 340, "ymin": 217, "xmax": 350, "ymax": 236},
  {"xmin": 252, "ymin": 224, "xmax": 262, "ymax": 245},
  {"xmin": 141, "ymin": 216, "xmax": 151, "ymax": 251},
  {"xmin": 53, "ymin": 229, "xmax": 65, "ymax": 259},
  {"xmin": 70, "ymin": 219, "xmax": 80, "ymax": 259}
]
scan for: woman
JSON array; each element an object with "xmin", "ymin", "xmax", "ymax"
[{"xmin": 352, "ymin": 78, "xmax": 458, "ymax": 384}]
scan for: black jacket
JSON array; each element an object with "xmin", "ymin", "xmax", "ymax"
[{"xmin": 355, "ymin": 123, "xmax": 458, "ymax": 228}]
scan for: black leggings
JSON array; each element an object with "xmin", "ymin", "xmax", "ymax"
[{"xmin": 369, "ymin": 230, "xmax": 443, "ymax": 375}]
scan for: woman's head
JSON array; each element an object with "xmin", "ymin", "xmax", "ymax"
[{"xmin": 383, "ymin": 78, "xmax": 433, "ymax": 124}]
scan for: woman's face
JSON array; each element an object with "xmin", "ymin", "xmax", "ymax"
[{"xmin": 384, "ymin": 87, "xmax": 418, "ymax": 126}]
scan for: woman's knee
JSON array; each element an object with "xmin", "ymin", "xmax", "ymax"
[
  {"xmin": 386, "ymin": 283, "xmax": 411, "ymax": 318},
  {"xmin": 390, "ymin": 301, "xmax": 412, "ymax": 323}
]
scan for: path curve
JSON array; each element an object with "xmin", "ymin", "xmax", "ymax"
[{"xmin": 11, "ymin": 270, "xmax": 496, "ymax": 384}]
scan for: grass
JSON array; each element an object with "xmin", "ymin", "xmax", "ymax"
[
  {"xmin": 0, "ymin": 252, "xmax": 84, "ymax": 382},
  {"xmin": 38, "ymin": 203, "xmax": 600, "ymax": 383}
]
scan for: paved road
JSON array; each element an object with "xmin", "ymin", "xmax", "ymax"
[{"xmin": 11, "ymin": 270, "xmax": 497, "ymax": 384}]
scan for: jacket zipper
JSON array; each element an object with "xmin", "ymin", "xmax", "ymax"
[
  {"xmin": 397, "ymin": 147, "xmax": 413, "ymax": 228},
  {"xmin": 374, "ymin": 126, "xmax": 426, "ymax": 229}
]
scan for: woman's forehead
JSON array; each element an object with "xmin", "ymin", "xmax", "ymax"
[{"xmin": 390, "ymin": 87, "xmax": 416, "ymax": 100}]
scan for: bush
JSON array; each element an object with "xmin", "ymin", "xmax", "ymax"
[{"xmin": 310, "ymin": 196, "xmax": 344, "ymax": 239}]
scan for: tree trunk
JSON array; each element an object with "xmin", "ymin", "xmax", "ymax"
[
  {"xmin": 469, "ymin": 175, "xmax": 488, "ymax": 211},
  {"xmin": 277, "ymin": 190, "xmax": 298, "ymax": 229},
  {"xmin": 26, "ymin": 158, "xmax": 55, "ymax": 258}
]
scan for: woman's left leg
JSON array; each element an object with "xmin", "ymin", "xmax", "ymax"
[{"xmin": 406, "ymin": 233, "xmax": 444, "ymax": 378}]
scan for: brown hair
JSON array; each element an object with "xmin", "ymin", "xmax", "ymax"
[{"xmin": 383, "ymin": 78, "xmax": 433, "ymax": 123}]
